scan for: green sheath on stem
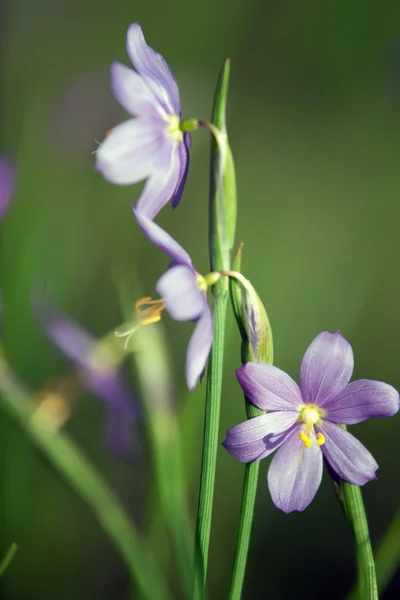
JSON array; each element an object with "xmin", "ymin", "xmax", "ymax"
[
  {"xmin": 228, "ymin": 245, "xmax": 273, "ymax": 600},
  {"xmin": 193, "ymin": 58, "xmax": 237, "ymax": 599},
  {"xmin": 0, "ymin": 360, "xmax": 170, "ymax": 600}
]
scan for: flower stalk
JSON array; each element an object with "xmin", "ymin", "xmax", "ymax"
[
  {"xmin": 193, "ymin": 58, "xmax": 236, "ymax": 599},
  {"xmin": 227, "ymin": 245, "xmax": 274, "ymax": 599},
  {"xmin": 342, "ymin": 481, "xmax": 378, "ymax": 600}
]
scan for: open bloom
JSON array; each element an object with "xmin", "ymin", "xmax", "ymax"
[
  {"xmin": 95, "ymin": 23, "xmax": 193, "ymax": 220},
  {"xmin": 117, "ymin": 212, "xmax": 213, "ymax": 390},
  {"xmin": 35, "ymin": 296, "xmax": 138, "ymax": 455},
  {"xmin": 0, "ymin": 155, "xmax": 15, "ymax": 220},
  {"xmin": 223, "ymin": 331, "xmax": 399, "ymax": 513}
]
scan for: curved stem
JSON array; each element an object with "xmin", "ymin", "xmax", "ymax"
[{"xmin": 0, "ymin": 362, "xmax": 170, "ymax": 600}]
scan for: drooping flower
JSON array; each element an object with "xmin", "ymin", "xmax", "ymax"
[
  {"xmin": 0, "ymin": 155, "xmax": 15, "ymax": 220},
  {"xmin": 223, "ymin": 331, "xmax": 399, "ymax": 513},
  {"xmin": 116, "ymin": 212, "xmax": 214, "ymax": 390},
  {"xmin": 34, "ymin": 296, "xmax": 138, "ymax": 455},
  {"xmin": 95, "ymin": 23, "xmax": 195, "ymax": 220}
]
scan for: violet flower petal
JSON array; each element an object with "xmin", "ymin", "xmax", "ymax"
[
  {"xmin": 222, "ymin": 412, "xmax": 299, "ymax": 463},
  {"xmin": 323, "ymin": 379, "xmax": 399, "ymax": 424},
  {"xmin": 126, "ymin": 23, "xmax": 180, "ymax": 116},
  {"xmin": 134, "ymin": 211, "xmax": 192, "ymax": 265},
  {"xmin": 0, "ymin": 156, "xmax": 15, "ymax": 220},
  {"xmin": 156, "ymin": 264, "xmax": 204, "ymax": 321},
  {"xmin": 319, "ymin": 421, "xmax": 378, "ymax": 485},
  {"xmin": 236, "ymin": 363, "xmax": 302, "ymax": 412},
  {"xmin": 95, "ymin": 118, "xmax": 167, "ymax": 185},
  {"xmin": 185, "ymin": 306, "xmax": 213, "ymax": 391},
  {"xmin": 267, "ymin": 426, "xmax": 323, "ymax": 513},
  {"xmin": 171, "ymin": 132, "xmax": 191, "ymax": 209},
  {"xmin": 134, "ymin": 141, "xmax": 181, "ymax": 219},
  {"xmin": 110, "ymin": 61, "xmax": 163, "ymax": 119},
  {"xmin": 300, "ymin": 331, "xmax": 354, "ymax": 406}
]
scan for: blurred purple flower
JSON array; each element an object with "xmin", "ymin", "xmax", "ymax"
[
  {"xmin": 95, "ymin": 23, "xmax": 192, "ymax": 220},
  {"xmin": 118, "ymin": 212, "xmax": 212, "ymax": 390},
  {"xmin": 223, "ymin": 331, "xmax": 399, "ymax": 513},
  {"xmin": 0, "ymin": 156, "xmax": 15, "ymax": 220},
  {"xmin": 35, "ymin": 296, "xmax": 138, "ymax": 455}
]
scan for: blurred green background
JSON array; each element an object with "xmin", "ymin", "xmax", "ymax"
[{"xmin": 1, "ymin": 0, "xmax": 400, "ymax": 598}]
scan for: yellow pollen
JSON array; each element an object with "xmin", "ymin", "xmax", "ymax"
[
  {"xmin": 135, "ymin": 296, "xmax": 165, "ymax": 326},
  {"xmin": 166, "ymin": 114, "xmax": 183, "ymax": 144},
  {"xmin": 299, "ymin": 404, "xmax": 326, "ymax": 447},
  {"xmin": 105, "ymin": 128, "xmax": 113, "ymax": 137},
  {"xmin": 196, "ymin": 273, "xmax": 208, "ymax": 293},
  {"xmin": 299, "ymin": 431, "xmax": 312, "ymax": 448}
]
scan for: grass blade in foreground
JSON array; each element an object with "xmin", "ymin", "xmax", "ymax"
[
  {"xmin": 343, "ymin": 481, "xmax": 378, "ymax": 600},
  {"xmin": 228, "ymin": 245, "xmax": 273, "ymax": 600},
  {"xmin": 0, "ymin": 359, "xmax": 170, "ymax": 600},
  {"xmin": 193, "ymin": 58, "xmax": 236, "ymax": 599},
  {"xmin": 0, "ymin": 543, "xmax": 18, "ymax": 578}
]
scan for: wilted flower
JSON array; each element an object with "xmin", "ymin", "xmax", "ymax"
[
  {"xmin": 223, "ymin": 331, "xmax": 399, "ymax": 513},
  {"xmin": 95, "ymin": 23, "xmax": 195, "ymax": 220},
  {"xmin": 117, "ymin": 213, "xmax": 214, "ymax": 390},
  {"xmin": 35, "ymin": 297, "xmax": 137, "ymax": 455},
  {"xmin": 0, "ymin": 155, "xmax": 15, "ymax": 220}
]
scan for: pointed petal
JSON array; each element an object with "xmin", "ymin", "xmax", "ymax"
[
  {"xmin": 319, "ymin": 421, "xmax": 378, "ymax": 485},
  {"xmin": 300, "ymin": 331, "xmax": 354, "ymax": 406},
  {"xmin": 126, "ymin": 23, "xmax": 180, "ymax": 115},
  {"xmin": 134, "ymin": 211, "xmax": 192, "ymax": 265},
  {"xmin": 110, "ymin": 61, "xmax": 162, "ymax": 119},
  {"xmin": 171, "ymin": 133, "xmax": 191, "ymax": 209},
  {"xmin": 236, "ymin": 363, "xmax": 302, "ymax": 412},
  {"xmin": 135, "ymin": 142, "xmax": 181, "ymax": 219},
  {"xmin": 267, "ymin": 427, "xmax": 323, "ymax": 513},
  {"xmin": 222, "ymin": 412, "xmax": 299, "ymax": 463},
  {"xmin": 95, "ymin": 118, "xmax": 165, "ymax": 185},
  {"xmin": 156, "ymin": 264, "xmax": 204, "ymax": 321},
  {"xmin": 323, "ymin": 379, "xmax": 399, "ymax": 424},
  {"xmin": 186, "ymin": 306, "xmax": 212, "ymax": 391}
]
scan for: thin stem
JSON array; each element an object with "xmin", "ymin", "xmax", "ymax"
[
  {"xmin": 343, "ymin": 482, "xmax": 378, "ymax": 600},
  {"xmin": 0, "ymin": 543, "xmax": 18, "ymax": 578},
  {"xmin": 193, "ymin": 291, "xmax": 228, "ymax": 599},
  {"xmin": 0, "ymin": 362, "xmax": 170, "ymax": 600}
]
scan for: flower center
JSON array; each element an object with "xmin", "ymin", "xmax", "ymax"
[
  {"xmin": 165, "ymin": 114, "xmax": 183, "ymax": 145},
  {"xmin": 298, "ymin": 404, "xmax": 326, "ymax": 448},
  {"xmin": 134, "ymin": 296, "xmax": 165, "ymax": 325}
]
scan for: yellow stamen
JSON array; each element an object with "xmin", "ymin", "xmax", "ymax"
[
  {"xmin": 316, "ymin": 433, "xmax": 325, "ymax": 446},
  {"xmin": 135, "ymin": 296, "xmax": 165, "ymax": 326},
  {"xmin": 105, "ymin": 128, "xmax": 113, "ymax": 137},
  {"xmin": 299, "ymin": 431, "xmax": 312, "ymax": 448}
]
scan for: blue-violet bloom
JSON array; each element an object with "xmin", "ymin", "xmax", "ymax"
[
  {"xmin": 95, "ymin": 23, "xmax": 193, "ymax": 220},
  {"xmin": 223, "ymin": 331, "xmax": 399, "ymax": 513},
  {"xmin": 0, "ymin": 155, "xmax": 15, "ymax": 220},
  {"xmin": 118, "ymin": 212, "xmax": 213, "ymax": 390},
  {"xmin": 36, "ymin": 298, "xmax": 138, "ymax": 455}
]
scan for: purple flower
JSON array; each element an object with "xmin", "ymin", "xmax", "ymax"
[
  {"xmin": 0, "ymin": 155, "xmax": 15, "ymax": 220},
  {"xmin": 35, "ymin": 297, "xmax": 138, "ymax": 455},
  {"xmin": 223, "ymin": 331, "xmax": 399, "ymax": 513},
  {"xmin": 95, "ymin": 23, "xmax": 192, "ymax": 220},
  {"xmin": 118, "ymin": 212, "xmax": 212, "ymax": 390}
]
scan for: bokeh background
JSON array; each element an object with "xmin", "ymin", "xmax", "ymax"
[{"xmin": 1, "ymin": 0, "xmax": 400, "ymax": 598}]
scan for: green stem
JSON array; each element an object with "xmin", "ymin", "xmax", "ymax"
[
  {"xmin": 0, "ymin": 363, "xmax": 170, "ymax": 600},
  {"xmin": 228, "ymin": 443, "xmax": 259, "ymax": 599},
  {"xmin": 193, "ymin": 291, "xmax": 228, "ymax": 599},
  {"xmin": 0, "ymin": 543, "xmax": 18, "ymax": 578},
  {"xmin": 343, "ymin": 482, "xmax": 378, "ymax": 600}
]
